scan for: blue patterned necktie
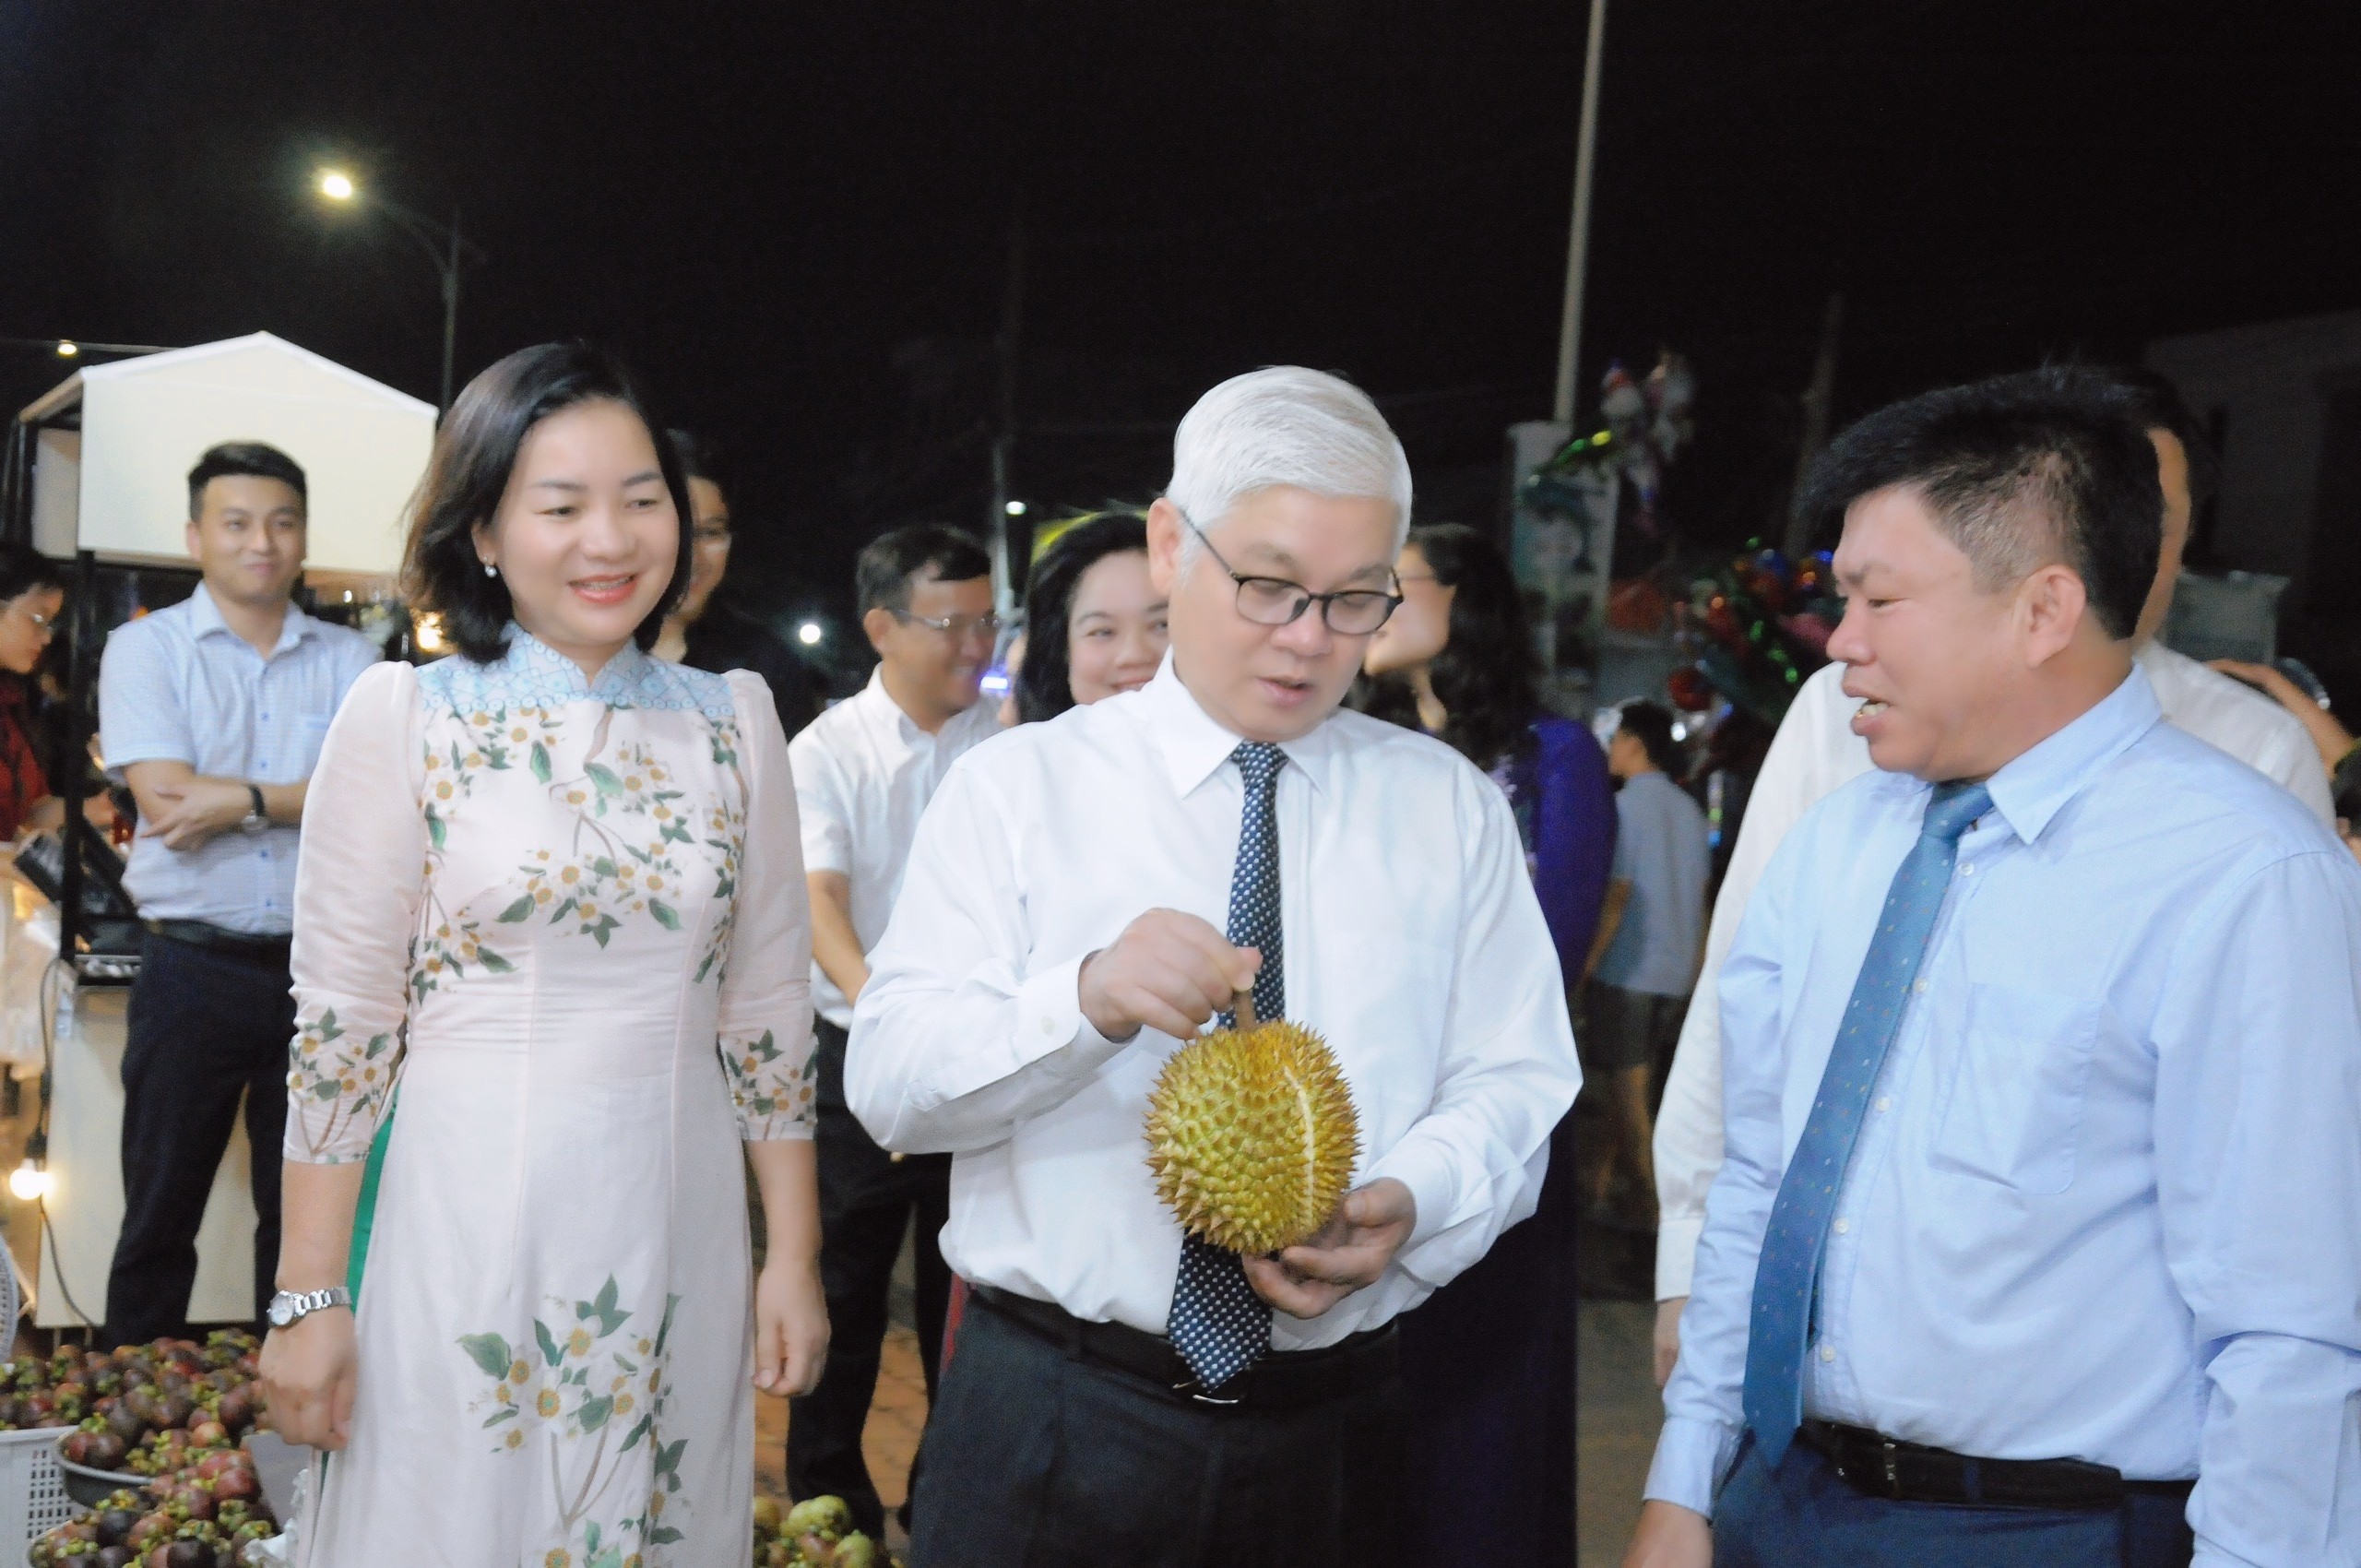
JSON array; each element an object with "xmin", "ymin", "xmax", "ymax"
[
  {"xmin": 1167, "ymin": 742, "xmax": 1287, "ymax": 1393},
  {"xmin": 1742, "ymin": 778, "xmax": 1992, "ymax": 1462}
]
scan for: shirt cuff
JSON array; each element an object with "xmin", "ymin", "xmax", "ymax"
[
  {"xmin": 1643, "ymin": 1413, "xmax": 1743, "ymax": 1518},
  {"xmin": 923, "ymin": 954, "xmax": 1130, "ymax": 1105},
  {"xmin": 1365, "ymin": 1134, "xmax": 1458, "ymax": 1256},
  {"xmin": 1655, "ymin": 1211, "xmax": 1705, "ymax": 1300}
]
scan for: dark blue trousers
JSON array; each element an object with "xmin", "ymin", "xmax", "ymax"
[
  {"xmin": 1715, "ymin": 1435, "xmax": 2195, "ymax": 1568},
  {"xmin": 101, "ymin": 932, "xmax": 293, "ymax": 1346}
]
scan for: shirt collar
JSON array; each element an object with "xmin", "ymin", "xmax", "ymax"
[
  {"xmin": 1980, "ymin": 662, "xmax": 2162, "ymax": 845},
  {"xmin": 1134, "ymin": 651, "xmax": 1335, "ymax": 800},
  {"xmin": 187, "ymin": 583, "xmax": 315, "ymax": 657},
  {"xmin": 857, "ymin": 662, "xmax": 937, "ymax": 745},
  {"xmin": 498, "ymin": 623, "xmax": 653, "ymax": 703}
]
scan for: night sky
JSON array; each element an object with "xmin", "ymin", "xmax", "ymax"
[{"xmin": 6, "ymin": 0, "xmax": 2359, "ymax": 662}]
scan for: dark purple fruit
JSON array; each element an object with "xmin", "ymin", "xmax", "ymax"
[
  {"xmin": 164, "ymin": 1543, "xmax": 209, "ymax": 1568},
  {"xmin": 94, "ymin": 1509, "xmax": 138, "ymax": 1547},
  {"xmin": 95, "ymin": 1548, "xmax": 133, "ymax": 1568}
]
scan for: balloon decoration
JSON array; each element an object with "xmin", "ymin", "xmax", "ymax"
[
  {"xmin": 1679, "ymin": 544, "xmax": 1842, "ymax": 725},
  {"xmin": 1517, "ymin": 350, "xmax": 1698, "ymax": 567}
]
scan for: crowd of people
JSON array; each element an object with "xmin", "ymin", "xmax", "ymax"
[{"xmin": 5, "ymin": 339, "xmax": 2350, "ymax": 1568}]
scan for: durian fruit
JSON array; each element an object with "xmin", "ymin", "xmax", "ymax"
[{"xmin": 1144, "ymin": 1014, "xmax": 1360, "ymax": 1254}]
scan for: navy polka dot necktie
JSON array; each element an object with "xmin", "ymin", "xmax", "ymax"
[
  {"xmin": 1167, "ymin": 742, "xmax": 1286, "ymax": 1394},
  {"xmin": 1741, "ymin": 779, "xmax": 1991, "ymax": 1462}
]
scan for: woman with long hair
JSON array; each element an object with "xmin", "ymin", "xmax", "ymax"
[
  {"xmin": 261, "ymin": 343, "xmax": 827, "ymax": 1566},
  {"xmin": 0, "ymin": 547, "xmax": 66, "ymax": 840},
  {"xmin": 1013, "ymin": 511, "xmax": 1168, "ymax": 723},
  {"xmin": 1360, "ymin": 521, "xmax": 1617, "ymax": 1566}
]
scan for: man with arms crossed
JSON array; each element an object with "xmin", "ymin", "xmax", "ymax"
[
  {"xmin": 849, "ymin": 367, "xmax": 1580, "ymax": 1565},
  {"xmin": 1625, "ymin": 376, "xmax": 2361, "ymax": 1565},
  {"xmin": 1648, "ymin": 368, "xmax": 2337, "ymax": 1385},
  {"xmin": 99, "ymin": 442, "xmax": 378, "ymax": 1345},
  {"xmin": 784, "ymin": 525, "xmax": 1001, "ymax": 1538}
]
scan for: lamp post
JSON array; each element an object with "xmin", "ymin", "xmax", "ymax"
[{"xmin": 315, "ymin": 169, "xmax": 483, "ymax": 414}]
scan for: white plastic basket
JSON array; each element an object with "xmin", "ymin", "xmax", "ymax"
[{"xmin": 0, "ymin": 1427, "xmax": 77, "ymax": 1558}]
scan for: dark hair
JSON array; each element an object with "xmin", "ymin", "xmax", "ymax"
[
  {"xmin": 1356, "ymin": 523, "xmax": 1539, "ymax": 768},
  {"xmin": 856, "ymin": 524, "xmax": 991, "ymax": 617},
  {"xmin": 2004, "ymin": 364, "xmax": 2219, "ymax": 511},
  {"xmin": 400, "ymin": 342, "xmax": 694, "ymax": 665},
  {"xmin": 1617, "ymin": 699, "xmax": 1686, "ymax": 778},
  {"xmin": 1015, "ymin": 513, "xmax": 1151, "ymax": 724},
  {"xmin": 666, "ymin": 428, "xmax": 728, "ymax": 494},
  {"xmin": 187, "ymin": 443, "xmax": 306, "ymax": 518},
  {"xmin": 1796, "ymin": 374, "xmax": 2163, "ymax": 640},
  {"xmin": 0, "ymin": 545, "xmax": 66, "ymax": 606}
]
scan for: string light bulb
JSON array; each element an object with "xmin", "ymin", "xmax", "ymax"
[{"xmin": 9, "ymin": 1159, "xmax": 50, "ymax": 1202}]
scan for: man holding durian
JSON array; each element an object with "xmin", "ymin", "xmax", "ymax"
[{"xmin": 848, "ymin": 366, "xmax": 1583, "ymax": 1565}]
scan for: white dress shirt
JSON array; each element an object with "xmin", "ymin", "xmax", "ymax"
[
  {"xmin": 787, "ymin": 664, "xmax": 1002, "ymax": 1028},
  {"xmin": 1653, "ymin": 641, "xmax": 2337, "ymax": 1300},
  {"xmin": 1648, "ymin": 668, "xmax": 2361, "ymax": 1566},
  {"xmin": 846, "ymin": 657, "xmax": 1582, "ymax": 1347}
]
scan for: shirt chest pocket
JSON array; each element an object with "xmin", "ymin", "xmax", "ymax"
[{"xmin": 1928, "ymin": 981, "xmax": 2100, "ymax": 1195}]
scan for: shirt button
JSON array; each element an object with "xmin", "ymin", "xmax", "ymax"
[
  {"xmin": 1820, "ymin": 1346, "xmax": 1837, "ymax": 1363},
  {"xmin": 1833, "ymin": 1218, "xmax": 1850, "ymax": 1235},
  {"xmin": 1913, "ymin": 979, "xmax": 1928, "ymax": 994},
  {"xmin": 1874, "ymin": 1096, "xmax": 1892, "ymax": 1112},
  {"xmin": 1039, "ymin": 1016, "xmax": 1056, "ymax": 1036},
  {"xmin": 1960, "ymin": 862, "xmax": 1975, "ymax": 876}
]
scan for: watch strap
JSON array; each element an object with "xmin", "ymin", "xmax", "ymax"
[
  {"xmin": 246, "ymin": 785, "xmax": 267, "ymax": 823},
  {"xmin": 274, "ymin": 1285, "xmax": 350, "ymax": 1324}
]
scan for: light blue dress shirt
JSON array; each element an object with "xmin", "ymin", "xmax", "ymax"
[
  {"xmin": 1596, "ymin": 769, "xmax": 1711, "ymax": 997},
  {"xmin": 1649, "ymin": 666, "xmax": 2361, "ymax": 1567},
  {"xmin": 99, "ymin": 584, "xmax": 379, "ymax": 935}
]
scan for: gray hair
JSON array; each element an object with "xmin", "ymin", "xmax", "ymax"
[{"xmin": 1165, "ymin": 367, "xmax": 1413, "ymax": 572}]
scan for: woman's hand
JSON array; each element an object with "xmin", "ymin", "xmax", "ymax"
[
  {"xmin": 754, "ymin": 1253, "xmax": 829, "ymax": 1397},
  {"xmin": 260, "ymin": 1306, "xmax": 358, "ymax": 1451}
]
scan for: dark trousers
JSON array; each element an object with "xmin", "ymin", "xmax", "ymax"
[
  {"xmin": 787, "ymin": 1018, "xmax": 952, "ymax": 1538},
  {"xmin": 102, "ymin": 932, "xmax": 292, "ymax": 1347},
  {"xmin": 1396, "ymin": 1108, "xmax": 1579, "ymax": 1564},
  {"xmin": 1715, "ymin": 1434, "xmax": 2196, "ymax": 1568},
  {"xmin": 910, "ymin": 1299, "xmax": 1407, "ymax": 1568}
]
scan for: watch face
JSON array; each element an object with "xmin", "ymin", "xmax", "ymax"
[{"xmin": 268, "ymin": 1297, "xmax": 295, "ymax": 1327}]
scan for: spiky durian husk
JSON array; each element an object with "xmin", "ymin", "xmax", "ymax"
[{"xmin": 1143, "ymin": 1019, "xmax": 1361, "ymax": 1254}]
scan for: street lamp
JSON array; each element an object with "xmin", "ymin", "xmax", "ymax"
[
  {"xmin": 312, "ymin": 167, "xmax": 485, "ymax": 413},
  {"xmin": 796, "ymin": 622, "xmax": 825, "ymax": 647}
]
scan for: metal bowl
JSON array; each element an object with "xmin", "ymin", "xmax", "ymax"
[{"xmin": 52, "ymin": 1439, "xmax": 149, "ymax": 1509}]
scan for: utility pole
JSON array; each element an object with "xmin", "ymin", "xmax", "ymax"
[
  {"xmin": 1552, "ymin": 0, "xmax": 1610, "ymax": 426},
  {"xmin": 1782, "ymin": 291, "xmax": 1845, "ymax": 559},
  {"xmin": 440, "ymin": 210, "xmax": 464, "ymax": 415},
  {"xmin": 990, "ymin": 206, "xmax": 1026, "ymax": 616}
]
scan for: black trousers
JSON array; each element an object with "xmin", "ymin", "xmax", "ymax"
[
  {"xmin": 787, "ymin": 1018, "xmax": 952, "ymax": 1538},
  {"xmin": 911, "ymin": 1299, "xmax": 1407, "ymax": 1567},
  {"xmin": 102, "ymin": 932, "xmax": 292, "ymax": 1347},
  {"xmin": 1715, "ymin": 1434, "xmax": 2196, "ymax": 1568}
]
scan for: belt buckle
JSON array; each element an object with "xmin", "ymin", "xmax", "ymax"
[
  {"xmin": 1170, "ymin": 1377, "xmax": 1242, "ymax": 1408},
  {"xmin": 1877, "ymin": 1437, "xmax": 1904, "ymax": 1500}
]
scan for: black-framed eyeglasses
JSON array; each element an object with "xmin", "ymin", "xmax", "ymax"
[
  {"xmin": 892, "ymin": 608, "xmax": 1003, "ymax": 643},
  {"xmin": 1179, "ymin": 512, "xmax": 1402, "ymax": 635}
]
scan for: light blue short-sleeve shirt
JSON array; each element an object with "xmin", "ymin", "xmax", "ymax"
[
  {"xmin": 99, "ymin": 584, "xmax": 380, "ymax": 934},
  {"xmin": 1596, "ymin": 769, "xmax": 1711, "ymax": 996}
]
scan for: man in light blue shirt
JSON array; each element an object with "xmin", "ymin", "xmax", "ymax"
[
  {"xmin": 96, "ymin": 442, "xmax": 377, "ymax": 1347},
  {"xmin": 1625, "ymin": 377, "xmax": 2361, "ymax": 1567}
]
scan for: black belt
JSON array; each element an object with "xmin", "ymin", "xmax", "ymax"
[
  {"xmin": 1799, "ymin": 1420, "xmax": 2196, "ymax": 1511},
  {"xmin": 142, "ymin": 919, "xmax": 292, "ymax": 966},
  {"xmin": 969, "ymin": 1284, "xmax": 1398, "ymax": 1411}
]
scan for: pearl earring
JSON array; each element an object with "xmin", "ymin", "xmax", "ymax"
[{"xmin": 483, "ymin": 563, "xmax": 498, "ymax": 578}]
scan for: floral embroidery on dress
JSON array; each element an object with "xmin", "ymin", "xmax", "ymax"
[
  {"xmin": 718, "ymin": 1030, "xmax": 819, "ymax": 1137},
  {"xmin": 461, "ymin": 1278, "xmax": 689, "ymax": 1564},
  {"xmin": 284, "ymin": 1008, "xmax": 397, "ymax": 1163}
]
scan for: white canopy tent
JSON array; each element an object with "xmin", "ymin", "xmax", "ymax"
[{"xmin": 18, "ymin": 331, "xmax": 433, "ymax": 576}]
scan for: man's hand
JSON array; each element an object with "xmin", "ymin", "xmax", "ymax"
[
  {"xmin": 1620, "ymin": 1501, "xmax": 1712, "ymax": 1568},
  {"xmin": 140, "ymin": 778, "xmax": 253, "ymax": 851},
  {"xmin": 1077, "ymin": 909, "xmax": 1259, "ymax": 1042},
  {"xmin": 1243, "ymin": 1178, "xmax": 1416, "ymax": 1319},
  {"xmin": 1654, "ymin": 1296, "xmax": 1686, "ymax": 1388}
]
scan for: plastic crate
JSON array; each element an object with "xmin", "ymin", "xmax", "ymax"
[{"xmin": 0, "ymin": 1428, "xmax": 78, "ymax": 1559}]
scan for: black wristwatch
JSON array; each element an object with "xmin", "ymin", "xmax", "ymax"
[{"xmin": 238, "ymin": 784, "xmax": 269, "ymax": 836}]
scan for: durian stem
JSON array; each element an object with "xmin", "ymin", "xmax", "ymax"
[{"xmin": 1234, "ymin": 991, "xmax": 1259, "ymax": 1030}]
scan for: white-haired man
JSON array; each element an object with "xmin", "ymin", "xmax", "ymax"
[{"xmin": 848, "ymin": 366, "xmax": 1582, "ymax": 1564}]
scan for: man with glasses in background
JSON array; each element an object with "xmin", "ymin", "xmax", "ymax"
[
  {"xmin": 847, "ymin": 368, "xmax": 1580, "ymax": 1565},
  {"xmin": 783, "ymin": 524, "xmax": 1003, "ymax": 1538}
]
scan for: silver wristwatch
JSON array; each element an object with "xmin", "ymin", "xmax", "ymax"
[
  {"xmin": 238, "ymin": 784, "xmax": 269, "ymax": 836},
  {"xmin": 267, "ymin": 1286, "xmax": 350, "ymax": 1328}
]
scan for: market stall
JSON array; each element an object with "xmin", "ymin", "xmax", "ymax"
[{"xmin": 4, "ymin": 332, "xmax": 431, "ymax": 1329}]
